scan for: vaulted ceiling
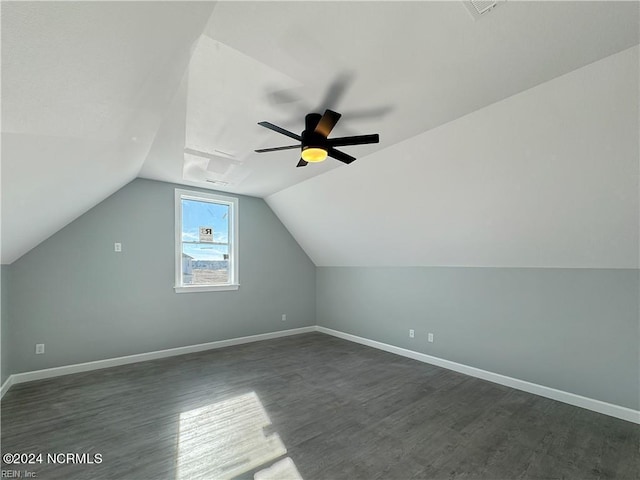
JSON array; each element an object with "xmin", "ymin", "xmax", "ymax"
[{"xmin": 2, "ymin": 1, "xmax": 638, "ymax": 266}]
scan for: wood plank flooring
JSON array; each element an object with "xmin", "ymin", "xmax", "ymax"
[{"xmin": 1, "ymin": 333, "xmax": 638, "ymax": 479}]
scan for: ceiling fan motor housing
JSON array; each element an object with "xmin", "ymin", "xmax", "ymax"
[
  {"xmin": 256, "ymin": 109, "xmax": 379, "ymax": 166},
  {"xmin": 302, "ymin": 113, "xmax": 327, "ymax": 150}
]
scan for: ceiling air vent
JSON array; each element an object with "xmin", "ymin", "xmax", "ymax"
[
  {"xmin": 463, "ymin": 0, "xmax": 504, "ymax": 20},
  {"xmin": 183, "ymin": 147, "xmax": 249, "ymax": 187},
  {"xmin": 205, "ymin": 179, "xmax": 230, "ymax": 186}
]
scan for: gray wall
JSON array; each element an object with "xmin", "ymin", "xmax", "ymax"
[
  {"xmin": 4, "ymin": 178, "xmax": 638, "ymax": 413},
  {"xmin": 8, "ymin": 178, "xmax": 316, "ymax": 373},
  {"xmin": 1, "ymin": 265, "xmax": 10, "ymax": 384},
  {"xmin": 316, "ymin": 267, "xmax": 639, "ymax": 410}
]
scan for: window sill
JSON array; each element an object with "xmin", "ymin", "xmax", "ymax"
[{"xmin": 174, "ymin": 284, "xmax": 240, "ymax": 293}]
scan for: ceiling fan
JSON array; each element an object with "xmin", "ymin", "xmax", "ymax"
[{"xmin": 255, "ymin": 109, "xmax": 380, "ymax": 167}]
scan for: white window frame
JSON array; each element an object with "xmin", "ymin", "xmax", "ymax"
[{"xmin": 174, "ymin": 188, "xmax": 239, "ymax": 293}]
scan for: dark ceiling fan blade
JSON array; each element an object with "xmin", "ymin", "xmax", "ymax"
[
  {"xmin": 318, "ymin": 72, "xmax": 354, "ymax": 111},
  {"xmin": 296, "ymin": 158, "xmax": 308, "ymax": 167},
  {"xmin": 269, "ymin": 88, "xmax": 303, "ymax": 105},
  {"xmin": 328, "ymin": 147, "xmax": 356, "ymax": 165},
  {"xmin": 314, "ymin": 109, "xmax": 342, "ymax": 137},
  {"xmin": 257, "ymin": 121, "xmax": 302, "ymax": 141},
  {"xmin": 341, "ymin": 106, "xmax": 393, "ymax": 121},
  {"xmin": 255, "ymin": 145, "xmax": 300, "ymax": 153},
  {"xmin": 328, "ymin": 134, "xmax": 379, "ymax": 147}
]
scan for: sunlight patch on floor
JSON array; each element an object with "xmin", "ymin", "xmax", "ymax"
[
  {"xmin": 254, "ymin": 457, "xmax": 303, "ymax": 480},
  {"xmin": 176, "ymin": 391, "xmax": 292, "ymax": 479}
]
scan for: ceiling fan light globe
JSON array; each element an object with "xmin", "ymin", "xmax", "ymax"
[{"xmin": 301, "ymin": 147, "xmax": 328, "ymax": 163}]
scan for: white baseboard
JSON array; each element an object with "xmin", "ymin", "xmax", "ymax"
[
  {"xmin": 0, "ymin": 375, "xmax": 13, "ymax": 398},
  {"xmin": 316, "ymin": 326, "xmax": 640, "ymax": 425},
  {"xmin": 3, "ymin": 325, "xmax": 638, "ymax": 425},
  {"xmin": 1, "ymin": 326, "xmax": 316, "ymax": 398}
]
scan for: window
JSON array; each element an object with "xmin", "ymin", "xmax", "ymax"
[{"xmin": 175, "ymin": 189, "xmax": 239, "ymax": 292}]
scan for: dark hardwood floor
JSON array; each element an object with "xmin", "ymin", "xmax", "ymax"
[{"xmin": 1, "ymin": 333, "xmax": 638, "ymax": 479}]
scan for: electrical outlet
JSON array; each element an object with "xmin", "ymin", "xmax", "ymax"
[
  {"xmin": 281, "ymin": 314, "xmax": 286, "ymax": 322},
  {"xmin": 35, "ymin": 343, "xmax": 45, "ymax": 354},
  {"xmin": 114, "ymin": 242, "xmax": 122, "ymax": 252},
  {"xmin": 428, "ymin": 333, "xmax": 434, "ymax": 343},
  {"xmin": 409, "ymin": 329, "xmax": 415, "ymax": 338}
]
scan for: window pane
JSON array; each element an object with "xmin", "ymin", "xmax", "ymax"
[
  {"xmin": 182, "ymin": 244, "xmax": 229, "ymax": 285},
  {"xmin": 181, "ymin": 199, "xmax": 229, "ymax": 244},
  {"xmin": 181, "ymin": 198, "xmax": 230, "ymax": 285}
]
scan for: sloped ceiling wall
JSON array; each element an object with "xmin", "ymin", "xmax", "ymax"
[
  {"xmin": 140, "ymin": 0, "xmax": 639, "ymax": 199},
  {"xmin": 266, "ymin": 46, "xmax": 639, "ymax": 268},
  {"xmin": 2, "ymin": 2, "xmax": 639, "ymax": 266},
  {"xmin": 1, "ymin": 2, "xmax": 215, "ymax": 264}
]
